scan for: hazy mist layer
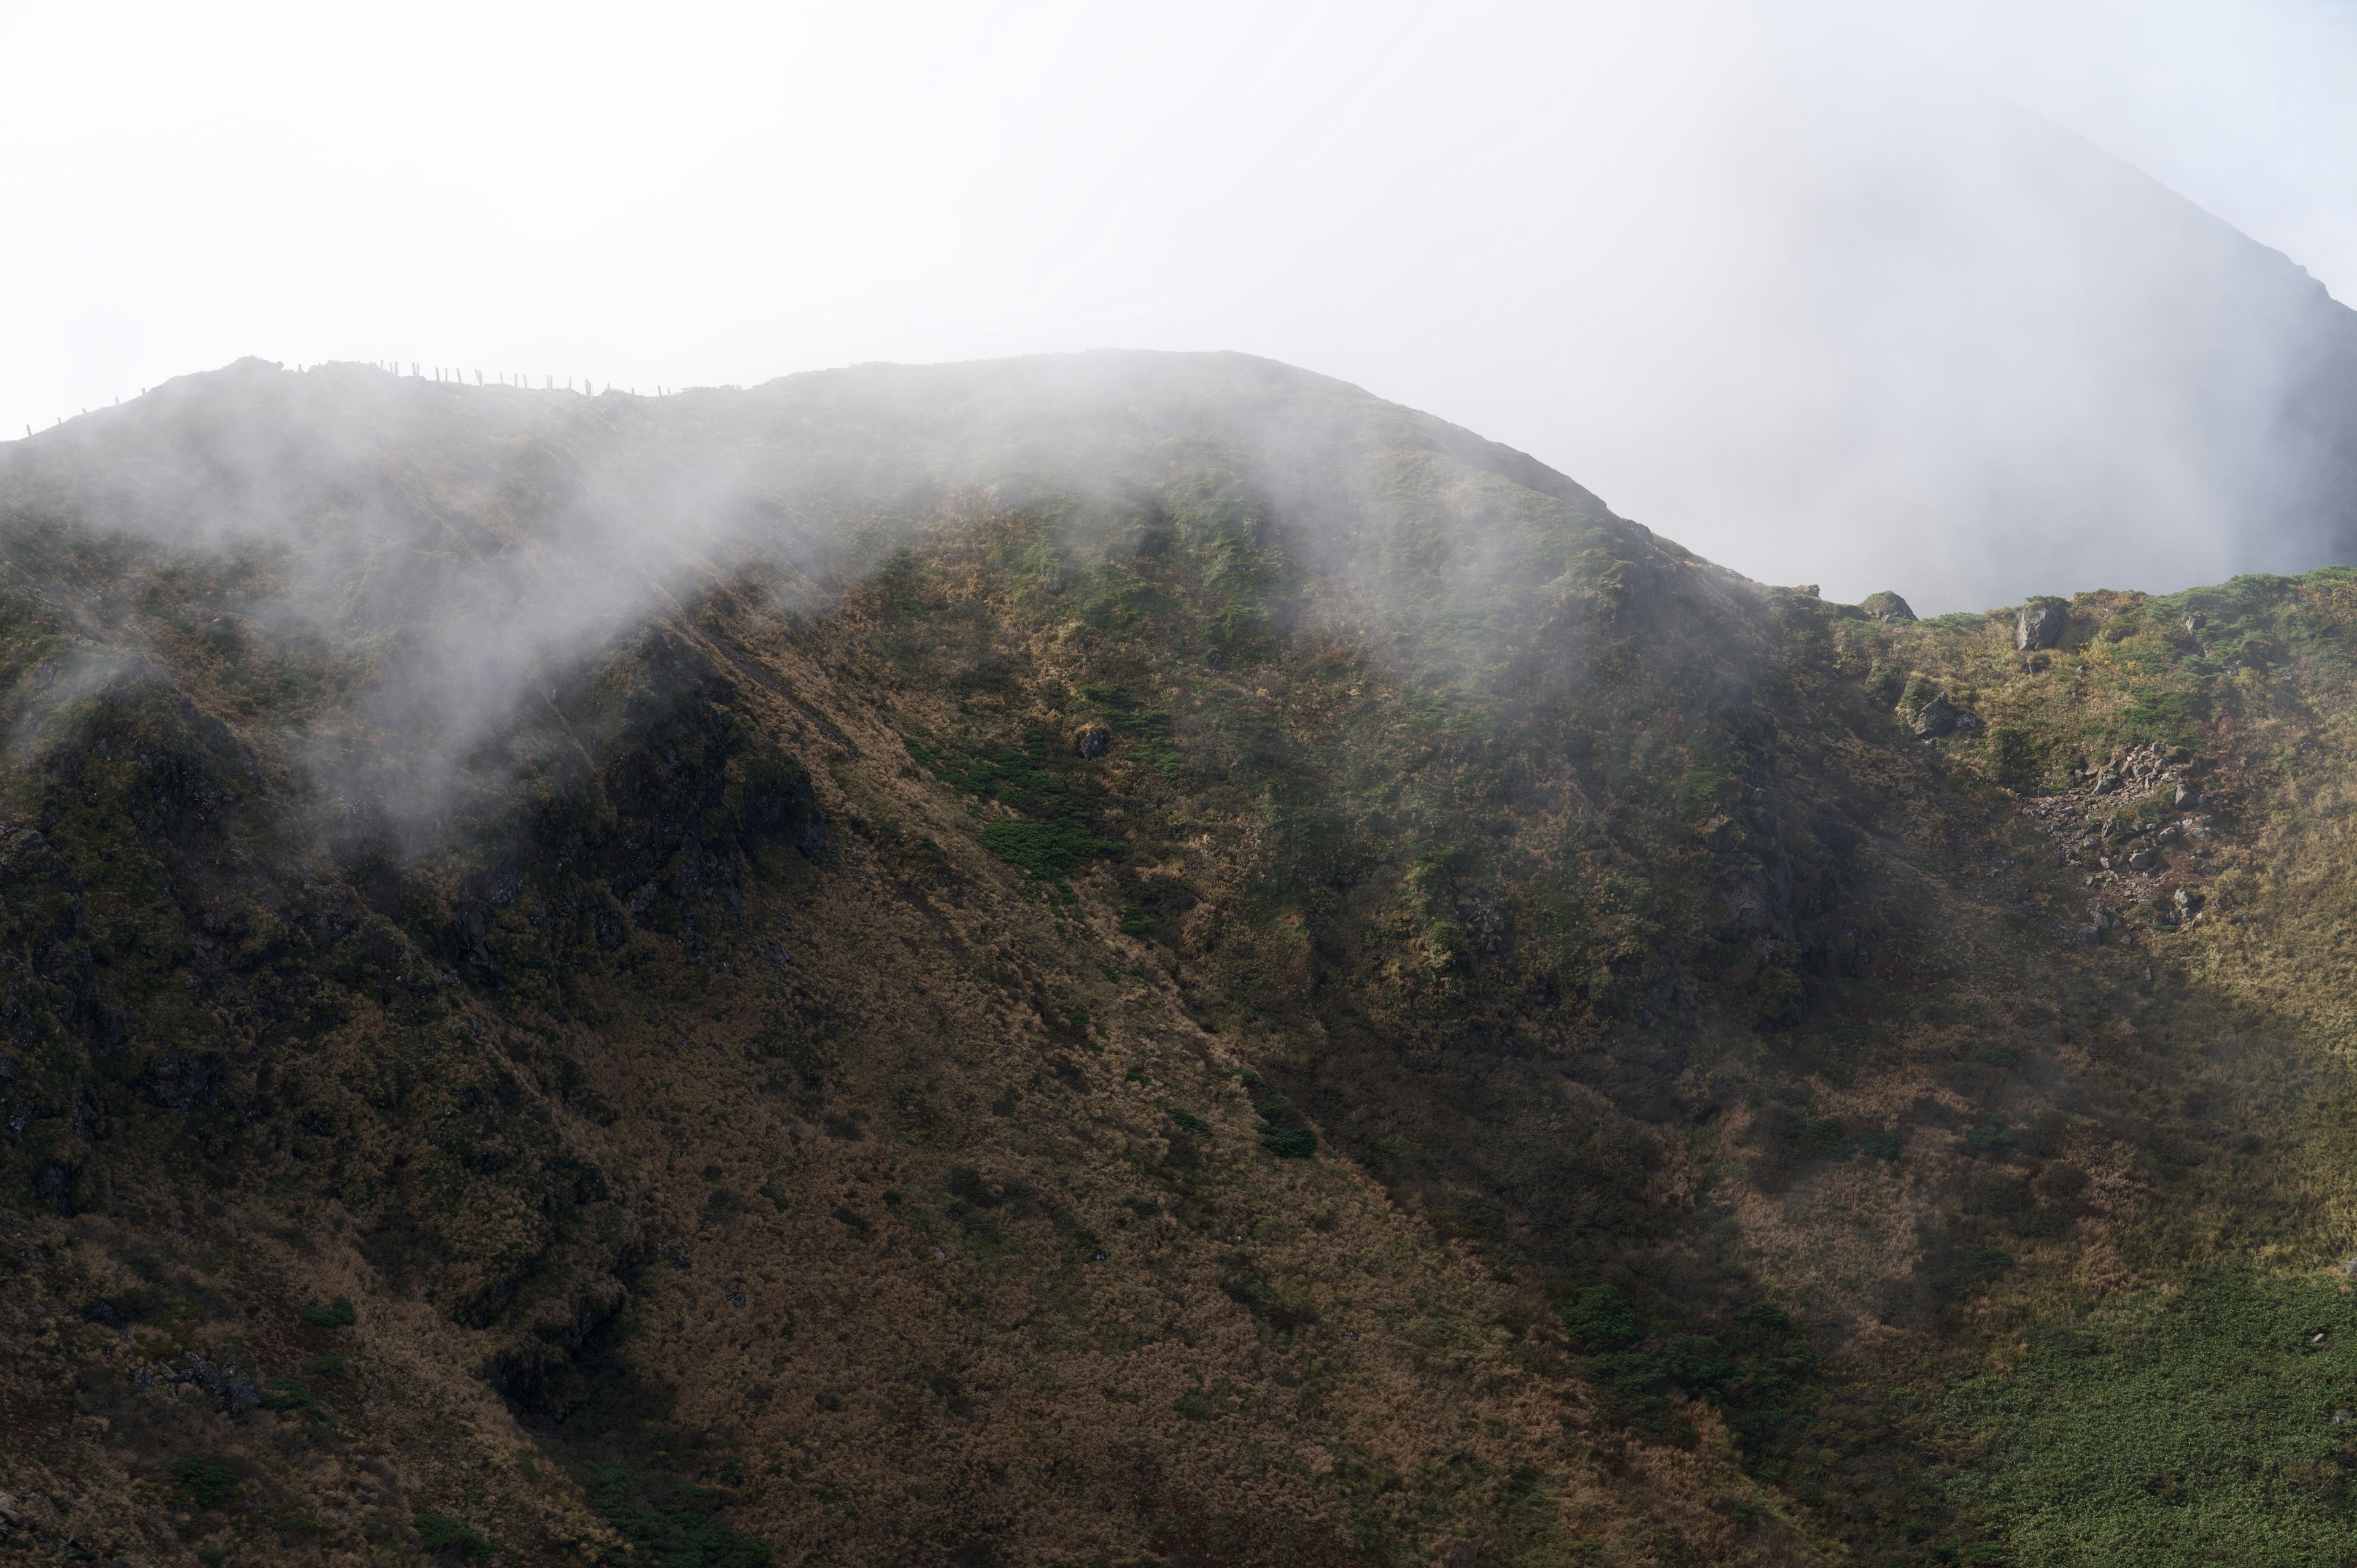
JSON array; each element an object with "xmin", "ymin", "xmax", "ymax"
[
  {"xmin": 5, "ymin": 3, "xmax": 2356, "ymax": 612},
  {"xmin": 0, "ymin": 352, "xmax": 1651, "ymax": 841}
]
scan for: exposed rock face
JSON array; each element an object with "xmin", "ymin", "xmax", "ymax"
[
  {"xmin": 1860, "ymin": 590, "xmax": 1917, "ymax": 624},
  {"xmin": 1073, "ymin": 722, "xmax": 1112, "ymax": 759},
  {"xmin": 1911, "ymin": 692, "xmax": 1977, "ymax": 738},
  {"xmin": 2017, "ymin": 598, "xmax": 2069, "ymax": 651}
]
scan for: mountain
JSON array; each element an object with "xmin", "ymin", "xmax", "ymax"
[{"xmin": 2, "ymin": 352, "xmax": 2356, "ymax": 1566}]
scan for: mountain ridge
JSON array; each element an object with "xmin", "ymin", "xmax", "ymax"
[{"xmin": 1, "ymin": 353, "xmax": 2355, "ymax": 1566}]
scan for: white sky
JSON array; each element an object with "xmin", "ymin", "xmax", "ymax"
[{"xmin": 3, "ymin": 1, "xmax": 2354, "ymax": 611}]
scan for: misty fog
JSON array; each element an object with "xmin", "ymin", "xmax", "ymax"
[
  {"xmin": 2, "ymin": 352, "xmax": 1652, "ymax": 844},
  {"xmin": 4, "ymin": 2, "xmax": 2356, "ymax": 612}
]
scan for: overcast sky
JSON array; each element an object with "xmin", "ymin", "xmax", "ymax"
[{"xmin": 3, "ymin": 1, "xmax": 2353, "ymax": 611}]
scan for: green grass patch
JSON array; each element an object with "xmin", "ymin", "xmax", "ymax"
[
  {"xmin": 904, "ymin": 729, "xmax": 1069, "ymax": 816},
  {"xmin": 1943, "ymin": 1270, "xmax": 2357, "ymax": 1565},
  {"xmin": 977, "ymin": 817, "xmax": 1115, "ymax": 880},
  {"xmin": 297, "ymin": 1294, "xmax": 355, "ymax": 1327},
  {"xmin": 586, "ymin": 1462, "xmax": 772, "ymax": 1567}
]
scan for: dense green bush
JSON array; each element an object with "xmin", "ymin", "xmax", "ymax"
[
  {"xmin": 1562, "ymin": 1285, "xmax": 1639, "ymax": 1351},
  {"xmin": 170, "ymin": 1454, "xmax": 239, "ymax": 1508},
  {"xmin": 261, "ymin": 1375, "xmax": 336, "ymax": 1424},
  {"xmin": 586, "ymin": 1462, "xmax": 772, "ymax": 1567},
  {"xmin": 414, "ymin": 1510, "xmax": 494, "ymax": 1561}
]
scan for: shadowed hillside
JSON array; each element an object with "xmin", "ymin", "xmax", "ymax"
[{"xmin": 4, "ymin": 354, "xmax": 2357, "ymax": 1566}]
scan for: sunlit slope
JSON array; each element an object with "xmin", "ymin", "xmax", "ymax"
[{"xmin": 1, "ymin": 355, "xmax": 2355, "ymax": 1566}]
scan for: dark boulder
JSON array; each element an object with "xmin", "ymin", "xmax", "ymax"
[
  {"xmin": 1073, "ymin": 723, "xmax": 1112, "ymax": 760},
  {"xmin": 2017, "ymin": 598, "xmax": 2069, "ymax": 651},
  {"xmin": 1911, "ymin": 693, "xmax": 1978, "ymax": 738}
]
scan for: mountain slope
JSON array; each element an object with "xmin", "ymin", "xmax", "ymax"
[{"xmin": 1, "ymin": 353, "xmax": 2355, "ymax": 1566}]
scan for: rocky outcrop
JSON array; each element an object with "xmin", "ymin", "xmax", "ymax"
[
  {"xmin": 1911, "ymin": 693, "xmax": 1978, "ymax": 738},
  {"xmin": 2016, "ymin": 598, "xmax": 2069, "ymax": 651},
  {"xmin": 1860, "ymin": 590, "xmax": 1916, "ymax": 624}
]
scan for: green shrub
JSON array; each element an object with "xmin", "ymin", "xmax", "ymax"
[
  {"xmin": 1168, "ymin": 1108, "xmax": 1212, "ymax": 1138},
  {"xmin": 1562, "ymin": 1285, "xmax": 1640, "ymax": 1351},
  {"xmin": 261, "ymin": 1375, "xmax": 336, "ymax": 1425},
  {"xmin": 1866, "ymin": 661, "xmax": 1905, "ymax": 707},
  {"xmin": 1257, "ymin": 1124, "xmax": 1315, "ymax": 1159},
  {"xmin": 1857, "ymin": 1129, "xmax": 1902, "ymax": 1161},
  {"xmin": 1796, "ymin": 1117, "xmax": 1850, "ymax": 1157},
  {"xmin": 414, "ymin": 1510, "xmax": 493, "ymax": 1561},
  {"xmin": 1657, "ymin": 1334, "xmax": 1736, "ymax": 1395},
  {"xmin": 977, "ymin": 818, "xmax": 1115, "ymax": 880},
  {"xmin": 171, "ymin": 1454, "xmax": 239, "ymax": 1508},
  {"xmin": 1965, "ymin": 1119, "xmax": 2017, "ymax": 1153},
  {"xmin": 297, "ymin": 1295, "xmax": 356, "ymax": 1327},
  {"xmin": 586, "ymin": 1462, "xmax": 772, "ymax": 1567}
]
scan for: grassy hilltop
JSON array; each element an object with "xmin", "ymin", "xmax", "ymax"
[{"xmin": 2, "ymin": 352, "xmax": 2357, "ymax": 1566}]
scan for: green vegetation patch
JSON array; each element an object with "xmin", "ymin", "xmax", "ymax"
[
  {"xmin": 586, "ymin": 1462, "xmax": 772, "ymax": 1567},
  {"xmin": 904, "ymin": 729, "xmax": 1067, "ymax": 816},
  {"xmin": 261, "ymin": 1375, "xmax": 337, "ymax": 1425},
  {"xmin": 1559, "ymin": 1286, "xmax": 1817, "ymax": 1453},
  {"xmin": 1943, "ymin": 1271, "xmax": 2357, "ymax": 1565},
  {"xmin": 297, "ymin": 1294, "xmax": 356, "ymax": 1327},
  {"xmin": 414, "ymin": 1510, "xmax": 494, "ymax": 1561},
  {"xmin": 1258, "ymin": 1124, "xmax": 1316, "ymax": 1159},
  {"xmin": 908, "ymin": 727, "xmax": 1117, "ymax": 880},
  {"xmin": 170, "ymin": 1454, "xmax": 239, "ymax": 1508},
  {"xmin": 977, "ymin": 817, "xmax": 1116, "ymax": 881},
  {"xmin": 1077, "ymin": 682, "xmax": 1182, "ymax": 778}
]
